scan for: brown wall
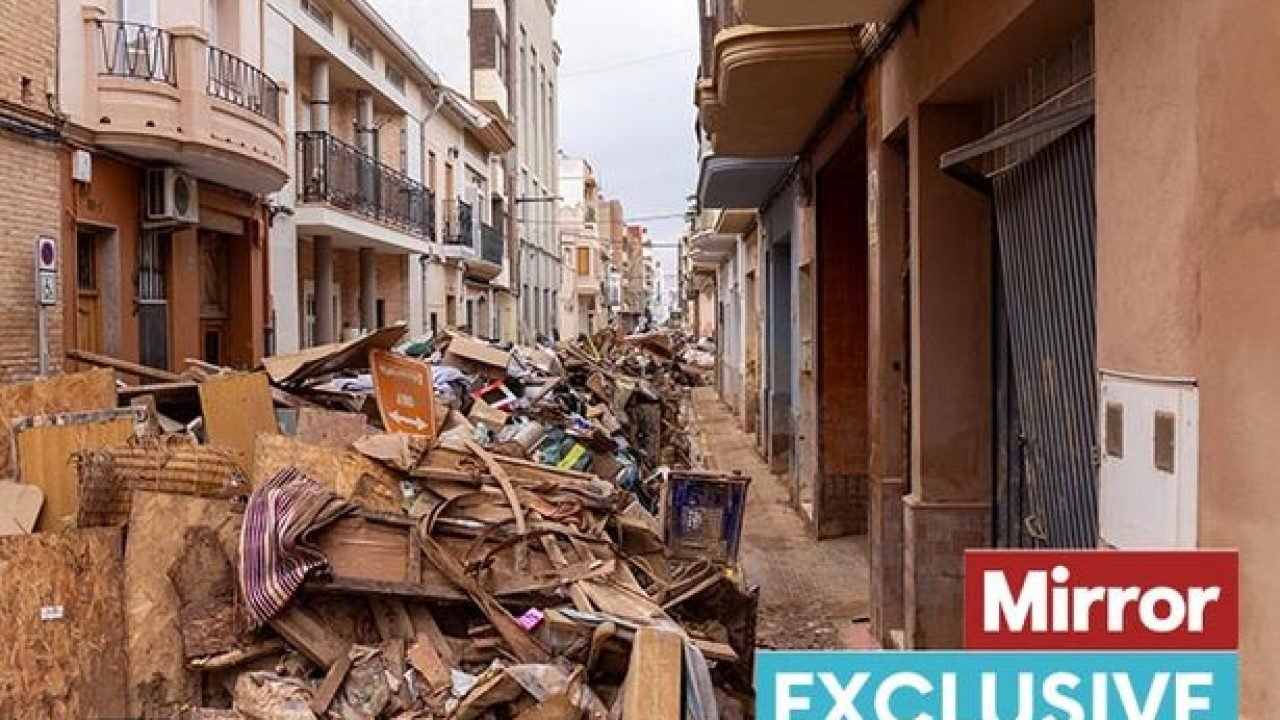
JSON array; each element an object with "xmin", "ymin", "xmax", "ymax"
[
  {"xmin": 298, "ymin": 244, "xmax": 407, "ymax": 336},
  {"xmin": 815, "ymin": 127, "xmax": 871, "ymax": 537},
  {"xmin": 1096, "ymin": 0, "xmax": 1280, "ymax": 714},
  {"xmin": 0, "ymin": 0, "xmax": 60, "ymax": 379},
  {"xmin": 62, "ymin": 152, "xmax": 141, "ymax": 369}
]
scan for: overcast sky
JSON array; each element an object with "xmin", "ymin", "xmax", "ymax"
[{"xmin": 555, "ymin": 0, "xmax": 700, "ymax": 281}]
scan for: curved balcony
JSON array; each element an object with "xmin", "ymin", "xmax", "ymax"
[
  {"xmin": 74, "ymin": 12, "xmax": 287, "ymax": 194},
  {"xmin": 698, "ymin": 24, "xmax": 859, "ymax": 157},
  {"xmin": 734, "ymin": 0, "xmax": 905, "ymax": 27}
]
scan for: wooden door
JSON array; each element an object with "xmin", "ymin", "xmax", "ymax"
[{"xmin": 75, "ymin": 230, "xmax": 102, "ymax": 354}]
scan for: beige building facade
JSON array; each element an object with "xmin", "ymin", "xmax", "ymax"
[{"xmin": 264, "ymin": 0, "xmax": 514, "ymax": 351}]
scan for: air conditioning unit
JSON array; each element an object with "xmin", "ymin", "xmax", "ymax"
[{"xmin": 146, "ymin": 168, "xmax": 199, "ymax": 224}]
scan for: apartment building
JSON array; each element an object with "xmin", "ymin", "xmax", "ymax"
[
  {"xmin": 557, "ymin": 153, "xmax": 608, "ymax": 339},
  {"xmin": 511, "ymin": 0, "xmax": 561, "ymax": 341},
  {"xmin": 263, "ymin": 0, "xmax": 513, "ymax": 351},
  {"xmin": 694, "ymin": 0, "xmax": 1280, "ymax": 713},
  {"xmin": 58, "ymin": 0, "xmax": 287, "ymax": 372},
  {"xmin": 0, "ymin": 0, "xmax": 61, "ymax": 379}
]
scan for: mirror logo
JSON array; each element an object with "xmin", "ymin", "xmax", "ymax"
[{"xmin": 756, "ymin": 551, "xmax": 1239, "ymax": 719}]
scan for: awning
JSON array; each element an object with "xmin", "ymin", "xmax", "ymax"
[{"xmin": 697, "ymin": 155, "xmax": 794, "ymax": 210}]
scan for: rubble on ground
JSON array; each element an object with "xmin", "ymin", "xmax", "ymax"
[{"xmin": 0, "ymin": 325, "xmax": 752, "ymax": 720}]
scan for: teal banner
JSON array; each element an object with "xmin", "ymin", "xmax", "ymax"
[{"xmin": 755, "ymin": 651, "xmax": 1238, "ymax": 719}]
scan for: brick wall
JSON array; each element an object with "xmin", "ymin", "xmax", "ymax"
[
  {"xmin": 903, "ymin": 498, "xmax": 989, "ymax": 648},
  {"xmin": 471, "ymin": 9, "xmax": 499, "ymax": 70},
  {"xmin": 0, "ymin": 0, "xmax": 61, "ymax": 380},
  {"xmin": 869, "ymin": 477, "xmax": 905, "ymax": 646}
]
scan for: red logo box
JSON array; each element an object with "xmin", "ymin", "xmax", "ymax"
[{"xmin": 964, "ymin": 550, "xmax": 1238, "ymax": 650}]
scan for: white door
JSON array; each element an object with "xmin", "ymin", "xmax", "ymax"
[{"xmin": 1099, "ymin": 372, "xmax": 1199, "ymax": 549}]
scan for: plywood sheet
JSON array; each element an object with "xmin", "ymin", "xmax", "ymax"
[
  {"xmin": 199, "ymin": 372, "xmax": 279, "ymax": 473},
  {"xmin": 0, "ymin": 528, "xmax": 128, "ymax": 720},
  {"xmin": 16, "ymin": 416, "xmax": 134, "ymax": 532},
  {"xmin": 0, "ymin": 369, "xmax": 116, "ymax": 476},
  {"xmin": 125, "ymin": 491, "xmax": 239, "ymax": 718},
  {"xmin": 254, "ymin": 434, "xmax": 403, "ymax": 514},
  {"xmin": 296, "ymin": 407, "xmax": 368, "ymax": 448}
]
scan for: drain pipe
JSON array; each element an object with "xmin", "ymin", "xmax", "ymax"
[{"xmin": 420, "ymin": 87, "xmax": 447, "ymax": 262}]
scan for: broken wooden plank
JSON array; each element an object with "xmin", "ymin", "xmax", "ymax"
[
  {"xmin": 199, "ymin": 372, "xmax": 279, "ymax": 473},
  {"xmin": 0, "ymin": 369, "xmax": 117, "ymax": 477},
  {"xmin": 0, "ymin": 528, "xmax": 128, "ymax": 720},
  {"xmin": 407, "ymin": 633, "xmax": 452, "ymax": 692},
  {"xmin": 418, "ymin": 533, "xmax": 551, "ymax": 664},
  {"xmin": 116, "ymin": 381, "xmax": 201, "ymax": 400},
  {"xmin": 125, "ymin": 491, "xmax": 239, "ymax": 718},
  {"xmin": 268, "ymin": 602, "xmax": 348, "ymax": 668},
  {"xmin": 620, "ymin": 627, "xmax": 683, "ymax": 719},
  {"xmin": 67, "ymin": 348, "xmax": 184, "ymax": 383},
  {"xmin": 255, "ymin": 434, "xmax": 403, "ymax": 514},
  {"xmin": 368, "ymin": 598, "xmax": 417, "ymax": 642},
  {"xmin": 296, "ymin": 407, "xmax": 368, "ymax": 448},
  {"xmin": 309, "ymin": 648, "xmax": 353, "ymax": 715},
  {"xmin": 16, "ymin": 415, "xmax": 134, "ymax": 532},
  {"xmin": 188, "ymin": 639, "xmax": 287, "ymax": 670}
]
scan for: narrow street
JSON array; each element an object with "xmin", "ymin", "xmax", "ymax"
[{"xmin": 690, "ymin": 387, "xmax": 878, "ymax": 651}]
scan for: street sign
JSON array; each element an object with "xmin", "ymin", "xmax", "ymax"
[
  {"xmin": 37, "ymin": 271, "xmax": 57, "ymax": 306},
  {"xmin": 36, "ymin": 235, "xmax": 57, "ymax": 271},
  {"xmin": 370, "ymin": 349, "xmax": 437, "ymax": 438}
]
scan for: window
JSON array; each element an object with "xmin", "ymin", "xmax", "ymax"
[
  {"xmin": 300, "ymin": 0, "xmax": 333, "ymax": 31},
  {"xmin": 349, "ymin": 32, "xmax": 374, "ymax": 65},
  {"xmin": 385, "ymin": 64, "xmax": 406, "ymax": 93},
  {"xmin": 120, "ymin": 0, "xmax": 156, "ymax": 24},
  {"xmin": 576, "ymin": 246, "xmax": 590, "ymax": 276}
]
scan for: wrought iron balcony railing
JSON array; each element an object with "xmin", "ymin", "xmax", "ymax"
[
  {"xmin": 208, "ymin": 46, "xmax": 281, "ymax": 123},
  {"xmin": 480, "ymin": 222, "xmax": 505, "ymax": 266},
  {"xmin": 443, "ymin": 200, "xmax": 475, "ymax": 246},
  {"xmin": 97, "ymin": 20, "xmax": 177, "ymax": 86},
  {"xmin": 297, "ymin": 131, "xmax": 436, "ymax": 238}
]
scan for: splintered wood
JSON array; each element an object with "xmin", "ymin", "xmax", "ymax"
[
  {"xmin": 0, "ymin": 528, "xmax": 129, "ymax": 720},
  {"xmin": 75, "ymin": 438, "xmax": 247, "ymax": 527},
  {"xmin": 0, "ymin": 369, "xmax": 116, "ymax": 477}
]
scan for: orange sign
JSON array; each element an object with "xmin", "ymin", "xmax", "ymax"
[{"xmin": 370, "ymin": 349, "xmax": 437, "ymax": 437}]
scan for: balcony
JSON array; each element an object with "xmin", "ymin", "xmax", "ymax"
[
  {"xmin": 442, "ymin": 199, "xmax": 476, "ymax": 249},
  {"xmin": 296, "ymin": 131, "xmax": 436, "ymax": 247},
  {"xmin": 734, "ymin": 0, "xmax": 905, "ymax": 27},
  {"xmin": 72, "ymin": 12, "xmax": 287, "ymax": 193},
  {"xmin": 461, "ymin": 220, "xmax": 505, "ymax": 281},
  {"xmin": 480, "ymin": 223, "xmax": 505, "ymax": 266},
  {"xmin": 695, "ymin": 2, "xmax": 862, "ymax": 157}
]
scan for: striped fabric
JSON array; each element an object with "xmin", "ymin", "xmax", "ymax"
[{"xmin": 239, "ymin": 467, "xmax": 353, "ymax": 628}]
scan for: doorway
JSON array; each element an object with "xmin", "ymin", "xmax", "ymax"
[
  {"xmin": 765, "ymin": 237, "xmax": 793, "ymax": 474},
  {"xmin": 75, "ymin": 229, "xmax": 106, "ymax": 354},
  {"xmin": 137, "ymin": 229, "xmax": 169, "ymax": 370},
  {"xmin": 199, "ymin": 231, "xmax": 231, "ymax": 365},
  {"xmin": 812, "ymin": 126, "xmax": 871, "ymax": 537}
]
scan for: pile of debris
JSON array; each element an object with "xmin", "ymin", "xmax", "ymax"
[{"xmin": 0, "ymin": 325, "xmax": 754, "ymax": 720}]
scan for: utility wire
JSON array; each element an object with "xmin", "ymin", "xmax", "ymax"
[{"xmin": 559, "ymin": 48, "xmax": 696, "ymax": 79}]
